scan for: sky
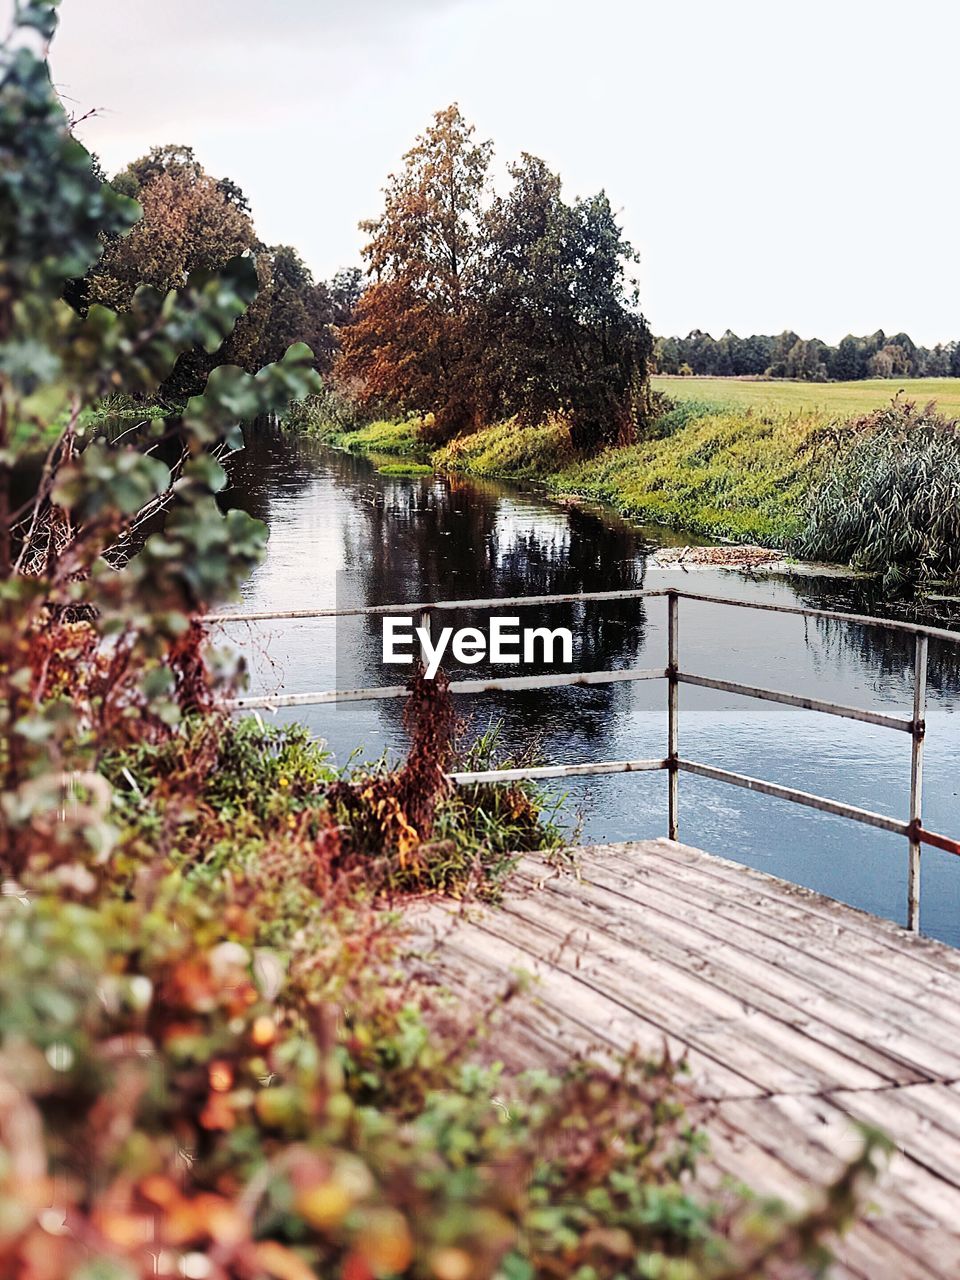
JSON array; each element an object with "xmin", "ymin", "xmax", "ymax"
[{"xmin": 12, "ymin": 0, "xmax": 960, "ymax": 344}]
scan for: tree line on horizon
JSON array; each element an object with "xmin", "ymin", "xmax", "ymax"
[{"xmin": 655, "ymin": 328, "xmax": 960, "ymax": 381}]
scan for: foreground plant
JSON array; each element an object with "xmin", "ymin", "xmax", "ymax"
[{"xmin": 0, "ymin": 0, "xmax": 320, "ymax": 871}]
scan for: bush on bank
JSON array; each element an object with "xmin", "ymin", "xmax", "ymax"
[{"xmin": 794, "ymin": 397, "xmax": 960, "ymax": 591}]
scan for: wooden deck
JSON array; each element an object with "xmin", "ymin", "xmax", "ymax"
[{"xmin": 408, "ymin": 839, "xmax": 960, "ymax": 1279}]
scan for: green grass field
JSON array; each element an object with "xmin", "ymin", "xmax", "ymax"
[{"xmin": 651, "ymin": 376, "xmax": 960, "ymax": 417}]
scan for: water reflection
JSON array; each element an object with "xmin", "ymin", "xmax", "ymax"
[{"xmin": 221, "ymin": 425, "xmax": 960, "ymax": 945}]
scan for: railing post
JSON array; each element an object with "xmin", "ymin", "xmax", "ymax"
[
  {"xmin": 418, "ymin": 608, "xmax": 432, "ymax": 670},
  {"xmin": 667, "ymin": 591, "xmax": 679, "ymax": 841},
  {"xmin": 908, "ymin": 634, "xmax": 928, "ymax": 932}
]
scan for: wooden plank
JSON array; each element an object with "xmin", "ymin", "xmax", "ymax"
[
  {"xmin": 830, "ymin": 1085, "xmax": 960, "ymax": 1188},
  {"xmin": 563, "ymin": 848, "xmax": 960, "ymax": 1033},
  {"xmin": 512, "ymin": 858, "xmax": 960, "ymax": 1081},
  {"xmin": 590, "ymin": 842, "xmax": 960, "ymax": 1021},
  {"xmin": 411, "ymin": 904, "xmax": 759, "ymax": 1099},
  {"xmin": 630, "ymin": 838, "xmax": 960, "ymax": 979},
  {"xmin": 713, "ymin": 1094, "xmax": 960, "ymax": 1275},
  {"xmin": 410, "ymin": 841, "xmax": 960, "ymax": 1280},
  {"xmin": 697, "ymin": 1095, "xmax": 955, "ymax": 1279},
  {"xmin": 463, "ymin": 896, "xmax": 890, "ymax": 1096},
  {"xmin": 494, "ymin": 877, "xmax": 927, "ymax": 1092}
]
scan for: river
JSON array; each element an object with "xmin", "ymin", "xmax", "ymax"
[{"xmin": 220, "ymin": 426, "xmax": 960, "ymax": 946}]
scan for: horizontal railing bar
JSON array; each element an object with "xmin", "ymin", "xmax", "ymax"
[
  {"xmin": 224, "ymin": 665, "xmax": 669, "ymax": 711},
  {"xmin": 225, "ymin": 685, "xmax": 407, "ymax": 711},
  {"xmin": 205, "ymin": 588, "xmax": 960, "ymax": 644},
  {"xmin": 206, "ymin": 588, "xmax": 669, "ymax": 625},
  {"xmin": 677, "ymin": 758, "xmax": 910, "ymax": 836},
  {"xmin": 449, "ymin": 758, "xmax": 668, "ymax": 785},
  {"xmin": 673, "ymin": 590, "xmax": 960, "ymax": 646},
  {"xmin": 916, "ymin": 827, "xmax": 960, "ymax": 857},
  {"xmin": 678, "ymin": 672, "xmax": 914, "ymax": 732}
]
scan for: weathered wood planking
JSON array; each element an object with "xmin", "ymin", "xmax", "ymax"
[{"xmin": 406, "ymin": 839, "xmax": 960, "ymax": 1280}]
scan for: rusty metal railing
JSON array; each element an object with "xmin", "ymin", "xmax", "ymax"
[{"xmin": 207, "ymin": 588, "xmax": 960, "ymax": 934}]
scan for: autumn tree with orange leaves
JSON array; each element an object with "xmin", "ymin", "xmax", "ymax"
[{"xmin": 337, "ymin": 105, "xmax": 493, "ymax": 440}]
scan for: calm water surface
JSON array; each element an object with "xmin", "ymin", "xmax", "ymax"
[{"xmin": 222, "ymin": 428, "xmax": 960, "ymax": 945}]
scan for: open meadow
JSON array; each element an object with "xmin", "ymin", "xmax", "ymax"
[{"xmin": 652, "ymin": 375, "xmax": 960, "ymax": 417}]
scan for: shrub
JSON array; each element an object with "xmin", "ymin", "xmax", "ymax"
[
  {"xmin": 284, "ymin": 385, "xmax": 374, "ymax": 436},
  {"xmin": 435, "ymin": 417, "xmax": 577, "ymax": 479},
  {"xmin": 795, "ymin": 397, "xmax": 960, "ymax": 590}
]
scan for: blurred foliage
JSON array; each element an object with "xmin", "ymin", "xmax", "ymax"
[{"xmin": 0, "ymin": 0, "xmax": 320, "ymax": 878}]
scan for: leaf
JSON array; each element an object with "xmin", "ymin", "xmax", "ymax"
[{"xmin": 253, "ymin": 1242, "xmax": 319, "ymax": 1280}]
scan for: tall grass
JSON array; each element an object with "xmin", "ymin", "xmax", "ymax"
[
  {"xmin": 795, "ymin": 399, "xmax": 960, "ymax": 590},
  {"xmin": 553, "ymin": 408, "xmax": 823, "ymax": 544},
  {"xmin": 436, "ymin": 416, "xmax": 577, "ymax": 478}
]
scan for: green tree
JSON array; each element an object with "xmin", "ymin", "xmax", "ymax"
[
  {"xmin": 255, "ymin": 244, "xmax": 337, "ymax": 370},
  {"xmin": 829, "ymin": 335, "xmax": 866, "ymax": 380},
  {"xmin": 481, "ymin": 154, "xmax": 653, "ymax": 450}
]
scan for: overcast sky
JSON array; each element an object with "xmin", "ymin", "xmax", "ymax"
[{"xmin": 14, "ymin": 0, "xmax": 960, "ymax": 343}]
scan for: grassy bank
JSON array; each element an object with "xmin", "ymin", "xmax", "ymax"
[
  {"xmin": 436, "ymin": 410, "xmax": 825, "ymax": 544},
  {"xmin": 314, "ymin": 407, "xmax": 825, "ymax": 546},
  {"xmin": 319, "ymin": 416, "xmax": 432, "ymax": 458},
  {"xmin": 303, "ymin": 379, "xmax": 960, "ymax": 570}
]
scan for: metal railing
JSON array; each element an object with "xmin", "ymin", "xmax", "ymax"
[{"xmin": 206, "ymin": 588, "xmax": 960, "ymax": 933}]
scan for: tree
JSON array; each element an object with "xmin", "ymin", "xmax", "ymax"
[
  {"xmin": 328, "ymin": 266, "xmax": 363, "ymax": 325},
  {"xmin": 337, "ymin": 104, "xmax": 493, "ymax": 437},
  {"xmin": 481, "ymin": 153, "xmax": 652, "ymax": 450},
  {"xmin": 254, "ymin": 244, "xmax": 338, "ymax": 370},
  {"xmin": 829, "ymin": 335, "xmax": 866, "ymax": 380},
  {"xmin": 655, "ymin": 336, "xmax": 682, "ymax": 374},
  {"xmin": 89, "ymin": 144, "xmax": 256, "ymax": 309}
]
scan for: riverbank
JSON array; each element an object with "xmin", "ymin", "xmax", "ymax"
[{"xmin": 317, "ymin": 402, "xmax": 826, "ymax": 547}]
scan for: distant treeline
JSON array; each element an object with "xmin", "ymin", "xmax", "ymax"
[{"xmin": 655, "ymin": 330, "xmax": 960, "ymax": 381}]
